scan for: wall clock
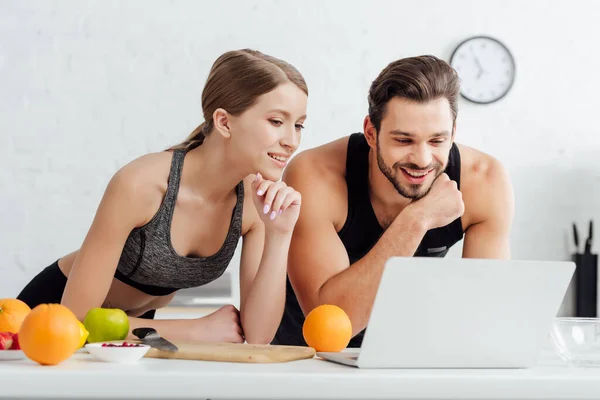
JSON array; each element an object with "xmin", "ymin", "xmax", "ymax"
[{"xmin": 449, "ymin": 36, "xmax": 516, "ymax": 104}]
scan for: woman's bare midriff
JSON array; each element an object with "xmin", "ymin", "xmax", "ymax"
[{"xmin": 58, "ymin": 250, "xmax": 175, "ymax": 317}]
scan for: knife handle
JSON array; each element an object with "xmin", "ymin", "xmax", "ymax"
[{"xmin": 132, "ymin": 327, "xmax": 158, "ymax": 339}]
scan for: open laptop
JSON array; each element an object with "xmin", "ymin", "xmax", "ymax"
[{"xmin": 317, "ymin": 257, "xmax": 575, "ymax": 368}]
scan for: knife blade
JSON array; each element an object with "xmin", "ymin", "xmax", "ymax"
[
  {"xmin": 585, "ymin": 220, "xmax": 593, "ymax": 254},
  {"xmin": 132, "ymin": 327, "xmax": 179, "ymax": 352},
  {"xmin": 573, "ymin": 222, "xmax": 580, "ymax": 254}
]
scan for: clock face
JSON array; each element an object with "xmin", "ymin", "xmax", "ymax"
[{"xmin": 450, "ymin": 36, "xmax": 515, "ymax": 104}]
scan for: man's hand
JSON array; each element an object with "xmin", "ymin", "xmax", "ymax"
[{"xmin": 407, "ymin": 173, "xmax": 464, "ymax": 231}]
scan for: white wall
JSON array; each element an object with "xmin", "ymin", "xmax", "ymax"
[{"xmin": 2, "ymin": 0, "xmax": 599, "ymax": 315}]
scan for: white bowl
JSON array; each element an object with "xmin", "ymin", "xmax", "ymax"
[
  {"xmin": 85, "ymin": 342, "xmax": 150, "ymax": 364},
  {"xmin": 550, "ymin": 317, "xmax": 600, "ymax": 367},
  {"xmin": 0, "ymin": 350, "xmax": 26, "ymax": 361}
]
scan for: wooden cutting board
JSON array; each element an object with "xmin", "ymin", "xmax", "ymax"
[{"xmin": 135, "ymin": 341, "xmax": 316, "ymax": 363}]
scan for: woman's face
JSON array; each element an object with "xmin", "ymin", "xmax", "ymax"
[{"xmin": 228, "ymin": 82, "xmax": 308, "ymax": 181}]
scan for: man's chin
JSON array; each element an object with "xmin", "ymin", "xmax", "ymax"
[{"xmin": 395, "ymin": 181, "xmax": 433, "ymax": 200}]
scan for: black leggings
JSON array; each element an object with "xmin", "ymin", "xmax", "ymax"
[{"xmin": 17, "ymin": 260, "xmax": 156, "ymax": 320}]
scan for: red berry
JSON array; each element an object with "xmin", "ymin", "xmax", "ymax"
[
  {"xmin": 0, "ymin": 333, "xmax": 13, "ymax": 350},
  {"xmin": 98, "ymin": 342, "xmax": 141, "ymax": 348},
  {"xmin": 11, "ymin": 333, "xmax": 20, "ymax": 350}
]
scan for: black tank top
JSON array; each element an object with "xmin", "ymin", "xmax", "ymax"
[{"xmin": 273, "ymin": 133, "xmax": 464, "ymax": 347}]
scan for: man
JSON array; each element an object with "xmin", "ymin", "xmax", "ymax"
[{"xmin": 272, "ymin": 55, "xmax": 514, "ymax": 348}]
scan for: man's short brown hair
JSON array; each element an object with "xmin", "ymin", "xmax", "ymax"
[{"xmin": 368, "ymin": 55, "xmax": 460, "ymax": 132}]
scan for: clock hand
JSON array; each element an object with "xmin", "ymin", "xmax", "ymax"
[
  {"xmin": 474, "ymin": 57, "xmax": 485, "ymax": 79},
  {"xmin": 474, "ymin": 56, "xmax": 483, "ymax": 71}
]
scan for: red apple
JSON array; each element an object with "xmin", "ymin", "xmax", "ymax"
[{"xmin": 0, "ymin": 332, "xmax": 13, "ymax": 350}]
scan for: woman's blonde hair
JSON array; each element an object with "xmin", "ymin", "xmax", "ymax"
[{"xmin": 170, "ymin": 49, "xmax": 308, "ymax": 151}]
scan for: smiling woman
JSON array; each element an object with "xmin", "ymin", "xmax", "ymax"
[{"xmin": 16, "ymin": 49, "xmax": 309, "ymax": 345}]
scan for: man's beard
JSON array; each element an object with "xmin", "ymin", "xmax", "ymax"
[{"xmin": 376, "ymin": 144, "xmax": 445, "ymax": 200}]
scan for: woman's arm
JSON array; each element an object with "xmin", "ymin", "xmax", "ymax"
[
  {"xmin": 126, "ymin": 305, "xmax": 242, "ymax": 342},
  {"xmin": 238, "ymin": 174, "xmax": 301, "ymax": 344},
  {"xmin": 239, "ymin": 224, "xmax": 291, "ymax": 344},
  {"xmin": 61, "ymin": 161, "xmax": 155, "ymax": 320}
]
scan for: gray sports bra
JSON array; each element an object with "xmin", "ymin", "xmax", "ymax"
[{"xmin": 113, "ymin": 149, "xmax": 244, "ymax": 296}]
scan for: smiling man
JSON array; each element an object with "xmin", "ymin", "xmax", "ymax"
[{"xmin": 272, "ymin": 55, "xmax": 515, "ymax": 348}]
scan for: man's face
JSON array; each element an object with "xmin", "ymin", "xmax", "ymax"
[{"xmin": 375, "ymin": 97, "xmax": 454, "ymax": 200}]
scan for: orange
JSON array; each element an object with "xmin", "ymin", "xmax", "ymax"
[
  {"xmin": 0, "ymin": 298, "xmax": 31, "ymax": 333},
  {"xmin": 19, "ymin": 304, "xmax": 81, "ymax": 365},
  {"xmin": 302, "ymin": 304, "xmax": 352, "ymax": 352}
]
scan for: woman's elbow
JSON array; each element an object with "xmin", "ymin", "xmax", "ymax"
[{"xmin": 244, "ymin": 334, "xmax": 274, "ymax": 345}]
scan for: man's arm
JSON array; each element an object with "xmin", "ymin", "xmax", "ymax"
[
  {"xmin": 286, "ymin": 157, "xmax": 463, "ymax": 337},
  {"xmin": 288, "ymin": 199, "xmax": 427, "ymax": 337},
  {"xmin": 462, "ymin": 158, "xmax": 514, "ymax": 259}
]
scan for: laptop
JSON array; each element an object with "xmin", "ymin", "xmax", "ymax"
[{"xmin": 317, "ymin": 257, "xmax": 575, "ymax": 368}]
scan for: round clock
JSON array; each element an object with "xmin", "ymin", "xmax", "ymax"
[{"xmin": 449, "ymin": 36, "xmax": 516, "ymax": 104}]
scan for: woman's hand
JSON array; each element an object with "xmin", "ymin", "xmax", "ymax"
[
  {"xmin": 251, "ymin": 173, "xmax": 301, "ymax": 235},
  {"xmin": 185, "ymin": 305, "xmax": 244, "ymax": 343}
]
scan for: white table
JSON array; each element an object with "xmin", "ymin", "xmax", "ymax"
[{"xmin": 1, "ymin": 349, "xmax": 600, "ymax": 400}]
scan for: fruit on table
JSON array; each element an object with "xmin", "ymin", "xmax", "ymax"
[
  {"xmin": 0, "ymin": 332, "xmax": 21, "ymax": 350},
  {"xmin": 83, "ymin": 307, "xmax": 129, "ymax": 343},
  {"xmin": 0, "ymin": 298, "xmax": 31, "ymax": 333},
  {"xmin": 101, "ymin": 342, "xmax": 143, "ymax": 347},
  {"xmin": 0, "ymin": 332, "xmax": 14, "ymax": 349},
  {"xmin": 77, "ymin": 320, "xmax": 89, "ymax": 349},
  {"xmin": 11, "ymin": 332, "xmax": 21, "ymax": 350},
  {"xmin": 18, "ymin": 304, "xmax": 81, "ymax": 365},
  {"xmin": 302, "ymin": 304, "xmax": 352, "ymax": 352}
]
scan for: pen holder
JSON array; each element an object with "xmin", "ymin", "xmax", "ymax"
[{"xmin": 573, "ymin": 252, "xmax": 598, "ymax": 317}]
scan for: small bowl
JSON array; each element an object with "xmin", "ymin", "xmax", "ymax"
[
  {"xmin": 85, "ymin": 342, "xmax": 150, "ymax": 364},
  {"xmin": 0, "ymin": 349, "xmax": 26, "ymax": 361},
  {"xmin": 550, "ymin": 317, "xmax": 600, "ymax": 367}
]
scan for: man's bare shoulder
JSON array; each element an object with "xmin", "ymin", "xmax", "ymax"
[
  {"xmin": 457, "ymin": 143, "xmax": 514, "ymax": 227},
  {"xmin": 285, "ymin": 136, "xmax": 349, "ymax": 186},
  {"xmin": 284, "ymin": 136, "xmax": 351, "ymax": 227},
  {"xmin": 457, "ymin": 144, "xmax": 510, "ymax": 189}
]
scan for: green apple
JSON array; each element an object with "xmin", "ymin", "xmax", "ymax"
[{"xmin": 83, "ymin": 308, "xmax": 129, "ymax": 343}]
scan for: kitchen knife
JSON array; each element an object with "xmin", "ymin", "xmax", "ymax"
[
  {"xmin": 132, "ymin": 327, "xmax": 179, "ymax": 352},
  {"xmin": 584, "ymin": 220, "xmax": 593, "ymax": 254},
  {"xmin": 573, "ymin": 222, "xmax": 580, "ymax": 253}
]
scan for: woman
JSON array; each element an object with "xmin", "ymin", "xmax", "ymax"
[{"xmin": 17, "ymin": 49, "xmax": 308, "ymax": 345}]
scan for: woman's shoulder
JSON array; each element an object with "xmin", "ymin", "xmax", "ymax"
[
  {"xmin": 113, "ymin": 151, "xmax": 173, "ymax": 190},
  {"xmin": 105, "ymin": 151, "xmax": 176, "ymax": 224}
]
